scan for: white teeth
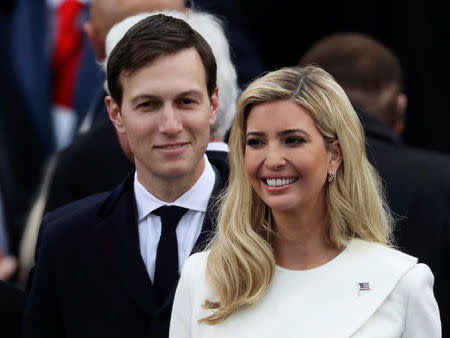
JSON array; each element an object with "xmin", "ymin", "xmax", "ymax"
[
  {"xmin": 162, "ymin": 144, "xmax": 183, "ymax": 149},
  {"xmin": 265, "ymin": 178, "xmax": 297, "ymax": 187}
]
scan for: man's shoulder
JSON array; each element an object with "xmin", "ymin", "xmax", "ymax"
[
  {"xmin": 40, "ymin": 173, "xmax": 134, "ymax": 238},
  {"xmin": 368, "ymin": 136, "xmax": 450, "ymax": 184},
  {"xmin": 38, "ymin": 191, "xmax": 113, "ymax": 253},
  {"xmin": 43, "ymin": 191, "xmax": 110, "ymax": 228}
]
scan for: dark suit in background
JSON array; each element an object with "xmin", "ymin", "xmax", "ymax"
[
  {"xmin": 360, "ymin": 109, "xmax": 450, "ymax": 336},
  {"xmin": 0, "ymin": 5, "xmax": 46, "ymax": 256},
  {"xmin": 23, "ymin": 157, "xmax": 227, "ymax": 338},
  {"xmin": 0, "ymin": 281, "xmax": 26, "ymax": 338},
  {"xmin": 191, "ymin": 0, "xmax": 264, "ymax": 87},
  {"xmin": 45, "ymin": 119, "xmax": 134, "ymax": 213}
]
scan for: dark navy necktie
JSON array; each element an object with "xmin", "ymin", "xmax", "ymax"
[{"xmin": 152, "ymin": 206, "xmax": 188, "ymax": 303}]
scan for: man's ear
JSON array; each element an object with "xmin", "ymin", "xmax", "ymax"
[
  {"xmin": 393, "ymin": 92, "xmax": 407, "ymax": 135},
  {"xmin": 209, "ymin": 87, "xmax": 219, "ymax": 126},
  {"xmin": 83, "ymin": 21, "xmax": 106, "ymax": 61},
  {"xmin": 105, "ymin": 96, "xmax": 126, "ymax": 134},
  {"xmin": 329, "ymin": 140, "xmax": 343, "ymax": 172}
]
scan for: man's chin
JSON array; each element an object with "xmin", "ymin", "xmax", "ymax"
[{"xmin": 157, "ymin": 164, "xmax": 192, "ymax": 179}]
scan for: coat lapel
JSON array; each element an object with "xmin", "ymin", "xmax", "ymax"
[
  {"xmin": 96, "ymin": 163, "xmax": 227, "ymax": 314},
  {"xmin": 95, "ymin": 174, "xmax": 159, "ymax": 318},
  {"xmin": 192, "ymin": 164, "xmax": 225, "ymax": 253},
  {"xmin": 313, "ymin": 239, "xmax": 418, "ymax": 337}
]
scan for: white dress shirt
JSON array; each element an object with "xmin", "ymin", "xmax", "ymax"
[
  {"xmin": 206, "ymin": 142, "xmax": 229, "ymax": 152},
  {"xmin": 134, "ymin": 154, "xmax": 215, "ymax": 283}
]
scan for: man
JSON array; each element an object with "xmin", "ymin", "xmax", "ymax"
[
  {"xmin": 22, "ymin": 14, "xmax": 227, "ymax": 337},
  {"xmin": 45, "ymin": 6, "xmax": 236, "ymax": 212},
  {"xmin": 300, "ymin": 32, "xmax": 450, "ymax": 337},
  {"xmin": 19, "ymin": 8, "xmax": 238, "ymax": 281},
  {"xmin": 101, "ymin": 10, "xmax": 237, "ymax": 176},
  {"xmin": 17, "ymin": 0, "xmax": 187, "ymax": 279}
]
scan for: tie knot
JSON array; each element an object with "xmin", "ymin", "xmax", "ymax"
[{"xmin": 152, "ymin": 206, "xmax": 188, "ymax": 232}]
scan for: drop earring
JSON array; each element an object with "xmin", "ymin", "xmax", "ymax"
[{"xmin": 327, "ymin": 170, "xmax": 336, "ymax": 183}]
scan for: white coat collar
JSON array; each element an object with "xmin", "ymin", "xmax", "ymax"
[{"xmin": 286, "ymin": 238, "xmax": 418, "ymax": 337}]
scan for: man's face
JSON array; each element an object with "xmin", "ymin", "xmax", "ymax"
[{"xmin": 107, "ymin": 48, "xmax": 218, "ymax": 198}]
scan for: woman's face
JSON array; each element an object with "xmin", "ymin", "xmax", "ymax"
[{"xmin": 244, "ymin": 100, "xmax": 338, "ymax": 214}]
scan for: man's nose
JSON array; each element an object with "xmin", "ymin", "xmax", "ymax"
[{"xmin": 158, "ymin": 106, "xmax": 182, "ymax": 135}]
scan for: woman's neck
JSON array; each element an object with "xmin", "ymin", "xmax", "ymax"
[{"xmin": 272, "ymin": 207, "xmax": 341, "ymax": 270}]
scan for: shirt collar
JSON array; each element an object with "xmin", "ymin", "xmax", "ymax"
[
  {"xmin": 134, "ymin": 154, "xmax": 216, "ymax": 221},
  {"xmin": 207, "ymin": 142, "xmax": 229, "ymax": 152}
]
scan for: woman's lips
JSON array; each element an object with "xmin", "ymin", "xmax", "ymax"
[{"xmin": 261, "ymin": 177, "xmax": 299, "ymax": 192}]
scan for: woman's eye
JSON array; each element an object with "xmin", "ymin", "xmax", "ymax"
[
  {"xmin": 246, "ymin": 138, "xmax": 264, "ymax": 147},
  {"xmin": 286, "ymin": 137, "xmax": 305, "ymax": 144}
]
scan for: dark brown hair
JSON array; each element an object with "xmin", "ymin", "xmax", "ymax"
[
  {"xmin": 300, "ymin": 33, "xmax": 403, "ymax": 92},
  {"xmin": 300, "ymin": 33, "xmax": 404, "ymax": 127},
  {"xmin": 107, "ymin": 14, "xmax": 217, "ymax": 106}
]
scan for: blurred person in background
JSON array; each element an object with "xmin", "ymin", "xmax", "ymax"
[
  {"xmin": 1, "ymin": 0, "xmax": 46, "ymax": 281},
  {"xmin": 300, "ymin": 32, "xmax": 450, "ymax": 337}
]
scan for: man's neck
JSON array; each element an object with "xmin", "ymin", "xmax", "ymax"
[{"xmin": 135, "ymin": 159, "xmax": 205, "ymax": 203}]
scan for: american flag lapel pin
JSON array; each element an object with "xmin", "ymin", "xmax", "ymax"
[{"xmin": 358, "ymin": 282, "xmax": 371, "ymax": 294}]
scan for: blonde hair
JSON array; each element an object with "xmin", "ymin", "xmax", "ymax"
[{"xmin": 201, "ymin": 65, "xmax": 394, "ymax": 324}]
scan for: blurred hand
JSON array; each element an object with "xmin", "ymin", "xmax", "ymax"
[{"xmin": 0, "ymin": 249, "xmax": 17, "ymax": 280}]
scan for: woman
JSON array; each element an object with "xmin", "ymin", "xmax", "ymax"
[{"xmin": 169, "ymin": 66, "xmax": 441, "ymax": 337}]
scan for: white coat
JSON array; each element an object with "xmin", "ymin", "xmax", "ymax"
[{"xmin": 170, "ymin": 239, "xmax": 441, "ymax": 337}]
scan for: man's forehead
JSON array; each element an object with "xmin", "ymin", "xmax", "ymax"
[{"xmin": 120, "ymin": 48, "xmax": 208, "ymax": 92}]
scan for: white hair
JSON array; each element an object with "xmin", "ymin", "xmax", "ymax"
[{"xmin": 103, "ymin": 10, "xmax": 239, "ymax": 140}]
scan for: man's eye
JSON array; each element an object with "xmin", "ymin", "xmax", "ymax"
[
  {"xmin": 246, "ymin": 138, "xmax": 264, "ymax": 147},
  {"xmin": 178, "ymin": 98, "xmax": 197, "ymax": 106},
  {"xmin": 137, "ymin": 101, "xmax": 158, "ymax": 109}
]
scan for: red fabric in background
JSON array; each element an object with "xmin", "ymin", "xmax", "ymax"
[{"xmin": 52, "ymin": 0, "xmax": 84, "ymax": 108}]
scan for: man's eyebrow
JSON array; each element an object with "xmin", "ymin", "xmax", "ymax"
[
  {"xmin": 176, "ymin": 90, "xmax": 203, "ymax": 98},
  {"xmin": 129, "ymin": 90, "xmax": 204, "ymax": 105},
  {"xmin": 130, "ymin": 94, "xmax": 159, "ymax": 106}
]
